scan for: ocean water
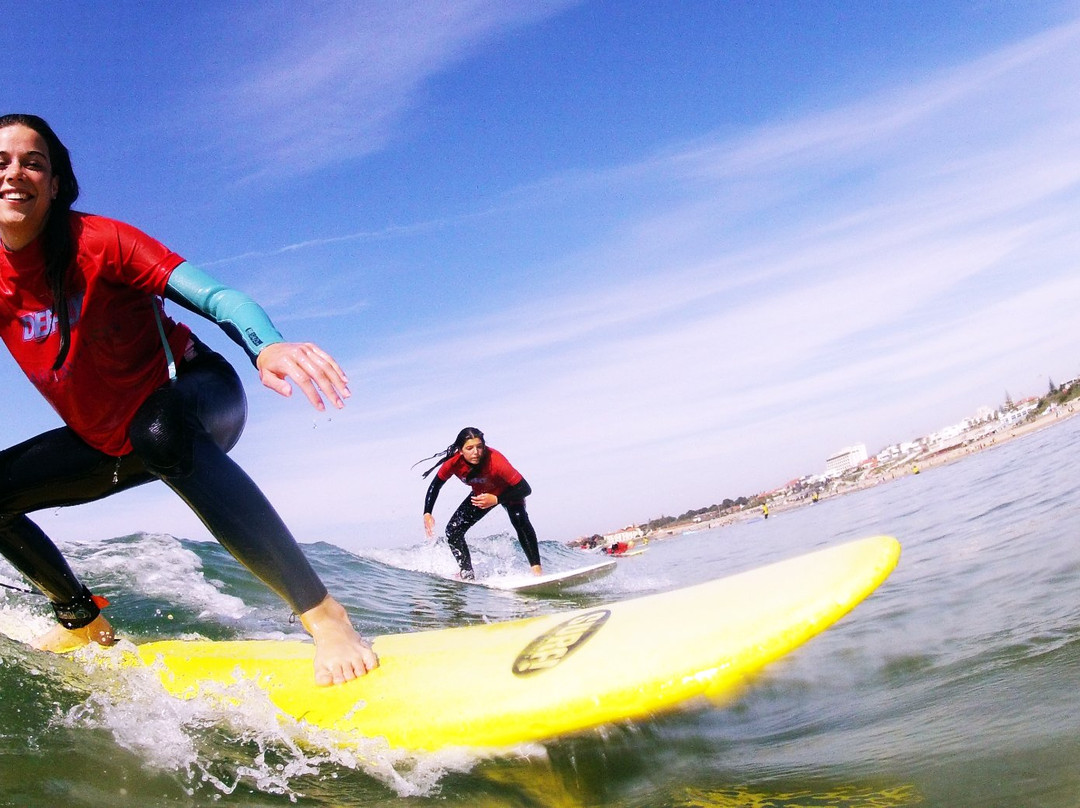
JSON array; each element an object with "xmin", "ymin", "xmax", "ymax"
[{"xmin": 3, "ymin": 415, "xmax": 1080, "ymax": 807}]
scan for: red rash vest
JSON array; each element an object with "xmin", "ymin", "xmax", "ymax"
[
  {"xmin": 0, "ymin": 213, "xmax": 190, "ymax": 456},
  {"xmin": 437, "ymin": 447, "xmax": 524, "ymax": 497}
]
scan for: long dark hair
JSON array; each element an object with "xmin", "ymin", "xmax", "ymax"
[
  {"xmin": 0, "ymin": 114, "xmax": 80, "ymax": 370},
  {"xmin": 415, "ymin": 427, "xmax": 486, "ymax": 478}
]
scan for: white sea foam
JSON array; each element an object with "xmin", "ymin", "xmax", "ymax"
[
  {"xmin": 0, "ymin": 601, "xmax": 54, "ymax": 645},
  {"xmin": 75, "ymin": 533, "xmax": 251, "ymax": 620},
  {"xmin": 369, "ymin": 532, "xmax": 591, "ymax": 580}
]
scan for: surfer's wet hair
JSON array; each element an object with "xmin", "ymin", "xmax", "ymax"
[
  {"xmin": 0, "ymin": 114, "xmax": 80, "ymax": 370},
  {"xmin": 415, "ymin": 427, "xmax": 485, "ymax": 478}
]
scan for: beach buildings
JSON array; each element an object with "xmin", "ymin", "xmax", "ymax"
[{"xmin": 825, "ymin": 444, "xmax": 868, "ymax": 476}]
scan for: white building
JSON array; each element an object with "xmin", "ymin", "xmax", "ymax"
[{"xmin": 825, "ymin": 444, "xmax": 868, "ymax": 476}]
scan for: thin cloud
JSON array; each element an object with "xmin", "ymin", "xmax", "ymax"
[{"xmin": 186, "ymin": 0, "xmax": 580, "ymax": 182}]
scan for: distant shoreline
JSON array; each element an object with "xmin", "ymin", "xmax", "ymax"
[{"xmin": 633, "ymin": 403, "xmax": 1080, "ymax": 541}]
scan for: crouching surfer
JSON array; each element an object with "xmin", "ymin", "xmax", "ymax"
[
  {"xmin": 418, "ymin": 428, "xmax": 543, "ymax": 580},
  {"xmin": 0, "ymin": 115, "xmax": 376, "ymax": 685}
]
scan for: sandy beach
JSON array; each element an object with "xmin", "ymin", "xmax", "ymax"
[{"xmin": 638, "ymin": 402, "xmax": 1080, "ymax": 540}]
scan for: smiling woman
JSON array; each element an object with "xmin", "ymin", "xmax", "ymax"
[{"xmin": 0, "ymin": 114, "xmax": 377, "ymax": 686}]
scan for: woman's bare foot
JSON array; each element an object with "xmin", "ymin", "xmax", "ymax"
[
  {"xmin": 31, "ymin": 613, "xmax": 116, "ymax": 653},
  {"xmin": 299, "ymin": 595, "xmax": 378, "ymax": 686},
  {"xmin": 531, "ymin": 564, "xmax": 543, "ymax": 576}
]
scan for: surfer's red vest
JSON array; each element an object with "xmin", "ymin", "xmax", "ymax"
[
  {"xmin": 0, "ymin": 213, "xmax": 189, "ymax": 455},
  {"xmin": 437, "ymin": 447, "xmax": 524, "ymax": 498}
]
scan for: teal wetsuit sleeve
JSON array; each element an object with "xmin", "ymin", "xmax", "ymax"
[{"xmin": 164, "ymin": 262, "xmax": 284, "ymax": 365}]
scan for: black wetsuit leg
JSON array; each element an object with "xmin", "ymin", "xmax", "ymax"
[
  {"xmin": 0, "ymin": 427, "xmax": 157, "ymax": 606},
  {"xmin": 502, "ymin": 500, "xmax": 541, "ymax": 567},
  {"xmin": 444, "ymin": 495, "xmax": 488, "ymax": 578},
  {"xmin": 127, "ymin": 340, "xmax": 328, "ymax": 615}
]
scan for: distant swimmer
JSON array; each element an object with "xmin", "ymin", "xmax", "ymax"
[{"xmin": 419, "ymin": 428, "xmax": 542, "ymax": 579}]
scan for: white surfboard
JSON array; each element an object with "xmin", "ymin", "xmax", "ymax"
[{"xmin": 463, "ymin": 559, "xmax": 617, "ymax": 593}]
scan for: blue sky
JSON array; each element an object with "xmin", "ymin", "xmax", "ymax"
[{"xmin": 5, "ymin": 1, "xmax": 1080, "ymax": 551}]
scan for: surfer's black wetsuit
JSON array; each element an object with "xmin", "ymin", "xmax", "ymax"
[
  {"xmin": 424, "ymin": 474, "xmax": 540, "ymax": 577},
  {"xmin": 0, "ymin": 335, "xmax": 329, "ymax": 626},
  {"xmin": 0, "ymin": 252, "xmax": 335, "ymax": 629}
]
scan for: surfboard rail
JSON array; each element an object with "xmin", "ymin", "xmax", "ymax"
[{"xmin": 466, "ymin": 559, "xmax": 616, "ymax": 592}]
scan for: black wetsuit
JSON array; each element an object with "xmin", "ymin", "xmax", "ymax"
[
  {"xmin": 424, "ymin": 474, "xmax": 540, "ymax": 577},
  {"xmin": 0, "ymin": 337, "xmax": 328, "ymax": 625}
]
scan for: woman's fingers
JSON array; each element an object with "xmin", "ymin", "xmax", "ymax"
[{"xmin": 257, "ymin": 342, "xmax": 351, "ymax": 410}]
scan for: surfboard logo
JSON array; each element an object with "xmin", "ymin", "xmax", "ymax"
[{"xmin": 512, "ymin": 609, "xmax": 610, "ymax": 676}]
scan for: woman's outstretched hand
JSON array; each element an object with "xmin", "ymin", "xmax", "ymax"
[{"xmin": 256, "ymin": 342, "xmax": 351, "ymax": 411}]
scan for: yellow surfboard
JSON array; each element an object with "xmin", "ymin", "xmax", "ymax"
[{"xmin": 119, "ymin": 536, "xmax": 900, "ymax": 751}]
